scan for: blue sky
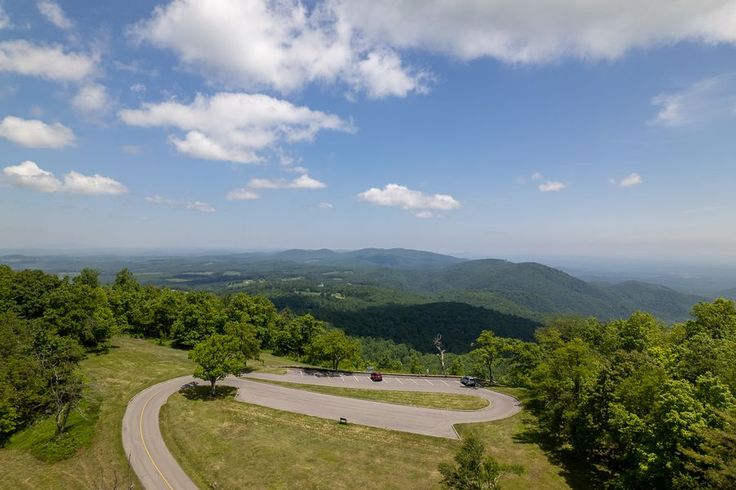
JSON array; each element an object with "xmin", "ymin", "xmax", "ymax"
[{"xmin": 1, "ymin": 0, "xmax": 736, "ymax": 258}]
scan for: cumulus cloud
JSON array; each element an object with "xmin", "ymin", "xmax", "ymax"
[
  {"xmin": 317, "ymin": 201, "xmax": 333, "ymax": 209},
  {"xmin": 538, "ymin": 181, "xmax": 567, "ymax": 192},
  {"xmin": 128, "ymin": 0, "xmax": 428, "ymax": 98},
  {"xmin": 0, "ymin": 5, "xmax": 10, "ymax": 29},
  {"xmin": 72, "ymin": 84, "xmax": 111, "ymax": 114},
  {"xmin": 336, "ymin": 0, "xmax": 736, "ymax": 63},
  {"xmin": 226, "ymin": 173, "xmax": 326, "ymax": 200},
  {"xmin": 2, "ymin": 161, "xmax": 127, "ymax": 195},
  {"xmin": 611, "ymin": 173, "xmax": 643, "ymax": 187},
  {"xmin": 357, "ymin": 183, "xmax": 460, "ymax": 218},
  {"xmin": 0, "ymin": 40, "xmax": 96, "ymax": 81},
  {"xmin": 119, "ymin": 92, "xmax": 351, "ymax": 163},
  {"xmin": 146, "ymin": 194, "xmax": 215, "ymax": 213},
  {"xmin": 650, "ymin": 74, "xmax": 736, "ymax": 126},
  {"xmin": 0, "ymin": 116, "xmax": 75, "ymax": 148},
  {"xmin": 37, "ymin": 1, "xmax": 73, "ymax": 30}
]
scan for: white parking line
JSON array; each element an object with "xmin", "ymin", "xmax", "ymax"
[
  {"xmin": 353, "ymin": 375, "xmax": 360, "ymax": 382},
  {"xmin": 395, "ymin": 378, "xmax": 403, "ymax": 385},
  {"xmin": 299, "ymin": 371, "xmax": 303, "ymax": 376},
  {"xmin": 425, "ymin": 379, "xmax": 434, "ymax": 385},
  {"xmin": 440, "ymin": 380, "xmax": 449, "ymax": 386},
  {"xmin": 410, "ymin": 379, "xmax": 419, "ymax": 385}
]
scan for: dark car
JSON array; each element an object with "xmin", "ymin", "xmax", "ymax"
[
  {"xmin": 370, "ymin": 371, "xmax": 383, "ymax": 382},
  {"xmin": 460, "ymin": 376, "xmax": 477, "ymax": 387}
]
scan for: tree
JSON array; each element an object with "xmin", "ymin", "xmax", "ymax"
[
  {"xmin": 439, "ymin": 433, "xmax": 519, "ymax": 489},
  {"xmin": 33, "ymin": 332, "xmax": 85, "ymax": 435},
  {"xmin": 226, "ymin": 294, "xmax": 279, "ymax": 348},
  {"xmin": 307, "ymin": 329, "xmax": 361, "ymax": 371},
  {"xmin": 224, "ymin": 320, "xmax": 261, "ymax": 366},
  {"xmin": 434, "ymin": 334, "xmax": 447, "ymax": 375},
  {"xmin": 171, "ymin": 292, "xmax": 227, "ymax": 348},
  {"xmin": 472, "ymin": 330, "xmax": 508, "ymax": 384},
  {"xmin": 189, "ymin": 334, "xmax": 246, "ymax": 396}
]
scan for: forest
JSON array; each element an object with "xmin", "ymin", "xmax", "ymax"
[{"xmin": 0, "ymin": 264, "xmax": 734, "ymax": 488}]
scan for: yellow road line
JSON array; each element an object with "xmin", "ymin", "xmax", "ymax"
[{"xmin": 139, "ymin": 392, "xmax": 175, "ymax": 490}]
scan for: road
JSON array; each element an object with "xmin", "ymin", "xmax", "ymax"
[{"xmin": 122, "ymin": 370, "xmax": 522, "ymax": 490}]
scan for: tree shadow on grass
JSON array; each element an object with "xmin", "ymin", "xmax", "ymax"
[
  {"xmin": 180, "ymin": 385, "xmax": 237, "ymax": 401},
  {"xmin": 512, "ymin": 426, "xmax": 604, "ymax": 490}
]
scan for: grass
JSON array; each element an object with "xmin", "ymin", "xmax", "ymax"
[
  {"xmin": 250, "ymin": 378, "xmax": 490, "ymax": 410},
  {"xmin": 0, "ymin": 337, "xmax": 194, "ymax": 489},
  {"xmin": 160, "ymin": 388, "xmax": 572, "ymax": 489}
]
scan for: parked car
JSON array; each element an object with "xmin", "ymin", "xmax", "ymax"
[
  {"xmin": 370, "ymin": 371, "xmax": 383, "ymax": 382},
  {"xmin": 460, "ymin": 376, "xmax": 477, "ymax": 387}
]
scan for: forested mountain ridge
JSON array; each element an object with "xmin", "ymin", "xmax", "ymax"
[{"xmin": 0, "ymin": 248, "xmax": 708, "ymax": 324}]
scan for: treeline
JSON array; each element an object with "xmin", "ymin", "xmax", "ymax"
[{"xmin": 487, "ymin": 303, "xmax": 736, "ymax": 488}]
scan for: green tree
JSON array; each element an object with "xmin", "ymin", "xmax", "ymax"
[
  {"xmin": 439, "ymin": 433, "xmax": 519, "ymax": 489},
  {"xmin": 472, "ymin": 330, "xmax": 508, "ymax": 384},
  {"xmin": 224, "ymin": 320, "xmax": 261, "ymax": 366},
  {"xmin": 226, "ymin": 294, "xmax": 279, "ymax": 348},
  {"xmin": 171, "ymin": 292, "xmax": 227, "ymax": 348},
  {"xmin": 307, "ymin": 329, "xmax": 361, "ymax": 371},
  {"xmin": 43, "ymin": 280, "xmax": 115, "ymax": 349},
  {"xmin": 189, "ymin": 334, "xmax": 246, "ymax": 396}
]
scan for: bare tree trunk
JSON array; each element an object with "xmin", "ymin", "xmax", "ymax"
[
  {"xmin": 433, "ymin": 334, "xmax": 447, "ymax": 375},
  {"xmin": 210, "ymin": 379, "xmax": 217, "ymax": 396}
]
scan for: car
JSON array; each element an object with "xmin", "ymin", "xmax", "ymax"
[
  {"xmin": 460, "ymin": 376, "xmax": 477, "ymax": 387},
  {"xmin": 370, "ymin": 371, "xmax": 383, "ymax": 382}
]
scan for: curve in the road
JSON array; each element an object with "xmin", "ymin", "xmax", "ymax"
[{"xmin": 122, "ymin": 371, "xmax": 521, "ymax": 490}]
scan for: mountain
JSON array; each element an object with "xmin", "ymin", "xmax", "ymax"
[{"xmin": 273, "ymin": 248, "xmax": 465, "ymax": 270}]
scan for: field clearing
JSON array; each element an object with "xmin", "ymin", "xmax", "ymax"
[{"xmin": 160, "ymin": 387, "xmax": 571, "ymax": 490}]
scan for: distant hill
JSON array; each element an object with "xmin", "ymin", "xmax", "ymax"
[
  {"xmin": 0, "ymin": 248, "xmax": 705, "ymax": 324},
  {"xmin": 271, "ymin": 299, "xmax": 539, "ymax": 352},
  {"xmin": 273, "ymin": 248, "xmax": 465, "ymax": 270}
]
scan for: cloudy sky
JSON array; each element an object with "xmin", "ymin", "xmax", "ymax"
[{"xmin": 1, "ymin": 0, "xmax": 736, "ymax": 258}]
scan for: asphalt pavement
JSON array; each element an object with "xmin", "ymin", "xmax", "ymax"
[{"xmin": 122, "ymin": 369, "xmax": 521, "ymax": 489}]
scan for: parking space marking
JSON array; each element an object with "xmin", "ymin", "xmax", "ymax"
[
  {"xmin": 425, "ymin": 379, "xmax": 434, "ymax": 385},
  {"xmin": 410, "ymin": 379, "xmax": 419, "ymax": 385},
  {"xmin": 440, "ymin": 380, "xmax": 449, "ymax": 386},
  {"xmin": 395, "ymin": 378, "xmax": 403, "ymax": 385},
  {"xmin": 353, "ymin": 375, "xmax": 359, "ymax": 382}
]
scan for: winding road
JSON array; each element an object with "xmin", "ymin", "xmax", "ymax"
[{"xmin": 122, "ymin": 370, "xmax": 522, "ymax": 490}]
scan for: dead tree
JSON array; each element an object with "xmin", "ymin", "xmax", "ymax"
[{"xmin": 433, "ymin": 334, "xmax": 447, "ymax": 375}]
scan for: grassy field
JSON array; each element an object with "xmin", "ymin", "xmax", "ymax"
[
  {"xmin": 0, "ymin": 337, "xmax": 194, "ymax": 489},
  {"xmin": 160, "ymin": 388, "xmax": 572, "ymax": 489},
  {"xmin": 250, "ymin": 378, "xmax": 490, "ymax": 410}
]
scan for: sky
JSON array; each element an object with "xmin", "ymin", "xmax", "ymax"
[{"xmin": 1, "ymin": 0, "xmax": 736, "ymax": 259}]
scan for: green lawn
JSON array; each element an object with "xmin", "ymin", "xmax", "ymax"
[
  {"xmin": 0, "ymin": 337, "xmax": 194, "ymax": 489},
  {"xmin": 250, "ymin": 378, "xmax": 490, "ymax": 410},
  {"xmin": 160, "ymin": 388, "xmax": 572, "ymax": 490}
]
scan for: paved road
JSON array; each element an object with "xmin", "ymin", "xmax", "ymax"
[{"xmin": 122, "ymin": 370, "xmax": 521, "ymax": 489}]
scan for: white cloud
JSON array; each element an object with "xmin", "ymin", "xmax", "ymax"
[
  {"xmin": 611, "ymin": 173, "xmax": 643, "ymax": 187},
  {"xmin": 2, "ymin": 161, "xmax": 127, "ymax": 195},
  {"xmin": 358, "ymin": 183, "xmax": 460, "ymax": 218},
  {"xmin": 517, "ymin": 171, "xmax": 543, "ymax": 184},
  {"xmin": 130, "ymin": 83, "xmax": 146, "ymax": 94},
  {"xmin": 146, "ymin": 194, "xmax": 216, "ymax": 213},
  {"xmin": 62, "ymin": 171, "xmax": 128, "ymax": 195},
  {"xmin": 248, "ymin": 174, "xmax": 326, "ymax": 190},
  {"xmin": 0, "ymin": 40, "xmax": 96, "ymax": 81},
  {"xmin": 225, "ymin": 188, "xmax": 259, "ymax": 201},
  {"xmin": 226, "ymin": 173, "xmax": 326, "ymax": 200},
  {"xmin": 121, "ymin": 144, "xmax": 142, "ymax": 155},
  {"xmin": 0, "ymin": 116, "xmax": 75, "ymax": 148},
  {"xmin": 650, "ymin": 74, "xmax": 736, "ymax": 126},
  {"xmin": 119, "ymin": 92, "xmax": 351, "ymax": 163},
  {"xmin": 128, "ymin": 0, "xmax": 428, "ymax": 98},
  {"xmin": 37, "ymin": 1, "xmax": 73, "ymax": 30},
  {"xmin": 538, "ymin": 181, "xmax": 567, "ymax": 192},
  {"xmin": 0, "ymin": 5, "xmax": 10, "ymax": 29},
  {"xmin": 2, "ymin": 161, "xmax": 61, "ymax": 192},
  {"xmin": 317, "ymin": 201, "xmax": 333, "ymax": 209},
  {"xmin": 337, "ymin": 0, "xmax": 736, "ymax": 63},
  {"xmin": 72, "ymin": 84, "xmax": 110, "ymax": 114}
]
